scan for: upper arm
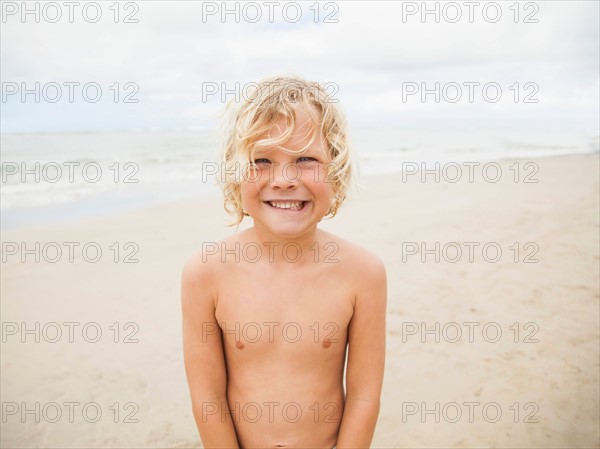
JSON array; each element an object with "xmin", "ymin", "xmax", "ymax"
[
  {"xmin": 345, "ymin": 252, "xmax": 387, "ymax": 403},
  {"xmin": 181, "ymin": 253, "xmax": 228, "ymax": 404}
]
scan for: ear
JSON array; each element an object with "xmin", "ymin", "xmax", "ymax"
[{"xmin": 326, "ymin": 199, "xmax": 335, "ymax": 217}]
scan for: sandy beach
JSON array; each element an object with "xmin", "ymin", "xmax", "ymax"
[{"xmin": 1, "ymin": 153, "xmax": 598, "ymax": 448}]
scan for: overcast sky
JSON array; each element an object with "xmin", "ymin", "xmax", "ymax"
[{"xmin": 1, "ymin": 0, "xmax": 598, "ymax": 132}]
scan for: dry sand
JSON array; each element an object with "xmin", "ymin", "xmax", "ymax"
[{"xmin": 1, "ymin": 154, "xmax": 598, "ymax": 448}]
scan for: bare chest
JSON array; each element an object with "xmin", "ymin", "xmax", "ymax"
[{"xmin": 214, "ymin": 263, "xmax": 354, "ymax": 356}]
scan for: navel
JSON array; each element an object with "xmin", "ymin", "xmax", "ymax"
[
  {"xmin": 235, "ymin": 340, "xmax": 245, "ymax": 350},
  {"xmin": 322, "ymin": 338, "xmax": 332, "ymax": 348}
]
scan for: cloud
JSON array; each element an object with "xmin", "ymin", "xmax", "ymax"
[{"xmin": 1, "ymin": 0, "xmax": 598, "ymax": 132}]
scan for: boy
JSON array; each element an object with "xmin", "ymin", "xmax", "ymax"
[{"xmin": 181, "ymin": 76, "xmax": 386, "ymax": 448}]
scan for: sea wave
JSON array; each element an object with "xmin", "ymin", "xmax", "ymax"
[{"xmin": 1, "ymin": 128, "xmax": 597, "ymax": 227}]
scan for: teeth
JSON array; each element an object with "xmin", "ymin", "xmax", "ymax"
[{"xmin": 269, "ymin": 201, "xmax": 304, "ymax": 210}]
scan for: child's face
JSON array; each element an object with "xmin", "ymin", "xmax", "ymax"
[{"xmin": 240, "ymin": 108, "xmax": 334, "ymax": 239}]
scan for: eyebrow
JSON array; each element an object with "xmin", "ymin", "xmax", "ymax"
[{"xmin": 259, "ymin": 142, "xmax": 325, "ymax": 153}]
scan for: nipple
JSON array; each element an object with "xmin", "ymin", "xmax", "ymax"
[
  {"xmin": 235, "ymin": 340, "xmax": 245, "ymax": 350},
  {"xmin": 322, "ymin": 338, "xmax": 332, "ymax": 348}
]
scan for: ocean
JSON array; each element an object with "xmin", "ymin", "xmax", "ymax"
[{"xmin": 1, "ymin": 128, "xmax": 598, "ymax": 229}]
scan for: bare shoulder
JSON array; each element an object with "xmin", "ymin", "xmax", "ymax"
[
  {"xmin": 180, "ymin": 230, "xmax": 249, "ymax": 305},
  {"xmin": 182, "ymin": 230, "xmax": 249, "ymax": 274},
  {"xmin": 181, "ymin": 250, "xmax": 218, "ymax": 312},
  {"xmin": 181, "ymin": 241, "xmax": 218, "ymax": 283},
  {"xmin": 317, "ymin": 229, "xmax": 387, "ymax": 281}
]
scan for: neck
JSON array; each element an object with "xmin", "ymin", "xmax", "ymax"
[{"xmin": 249, "ymin": 225, "xmax": 322, "ymax": 265}]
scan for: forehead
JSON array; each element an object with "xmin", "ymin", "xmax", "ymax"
[
  {"xmin": 269, "ymin": 106, "xmax": 318, "ymax": 134},
  {"xmin": 264, "ymin": 107, "xmax": 325, "ymax": 152}
]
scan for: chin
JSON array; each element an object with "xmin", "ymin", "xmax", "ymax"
[{"xmin": 269, "ymin": 224, "xmax": 313, "ymax": 238}]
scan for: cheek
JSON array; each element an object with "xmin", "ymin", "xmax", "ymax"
[
  {"xmin": 240, "ymin": 181, "xmax": 262, "ymax": 203},
  {"xmin": 304, "ymin": 165, "xmax": 330, "ymax": 186},
  {"xmin": 316, "ymin": 167, "xmax": 335, "ymax": 194}
]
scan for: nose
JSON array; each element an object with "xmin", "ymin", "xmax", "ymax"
[{"xmin": 270, "ymin": 161, "xmax": 300, "ymax": 189}]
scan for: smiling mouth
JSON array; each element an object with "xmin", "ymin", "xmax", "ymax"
[{"xmin": 264, "ymin": 200, "xmax": 308, "ymax": 211}]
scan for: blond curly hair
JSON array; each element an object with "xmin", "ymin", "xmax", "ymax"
[{"xmin": 217, "ymin": 75, "xmax": 356, "ymax": 227}]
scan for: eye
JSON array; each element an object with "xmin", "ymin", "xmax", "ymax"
[
  {"xmin": 253, "ymin": 158, "xmax": 270, "ymax": 165},
  {"xmin": 297, "ymin": 156, "xmax": 318, "ymax": 164}
]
